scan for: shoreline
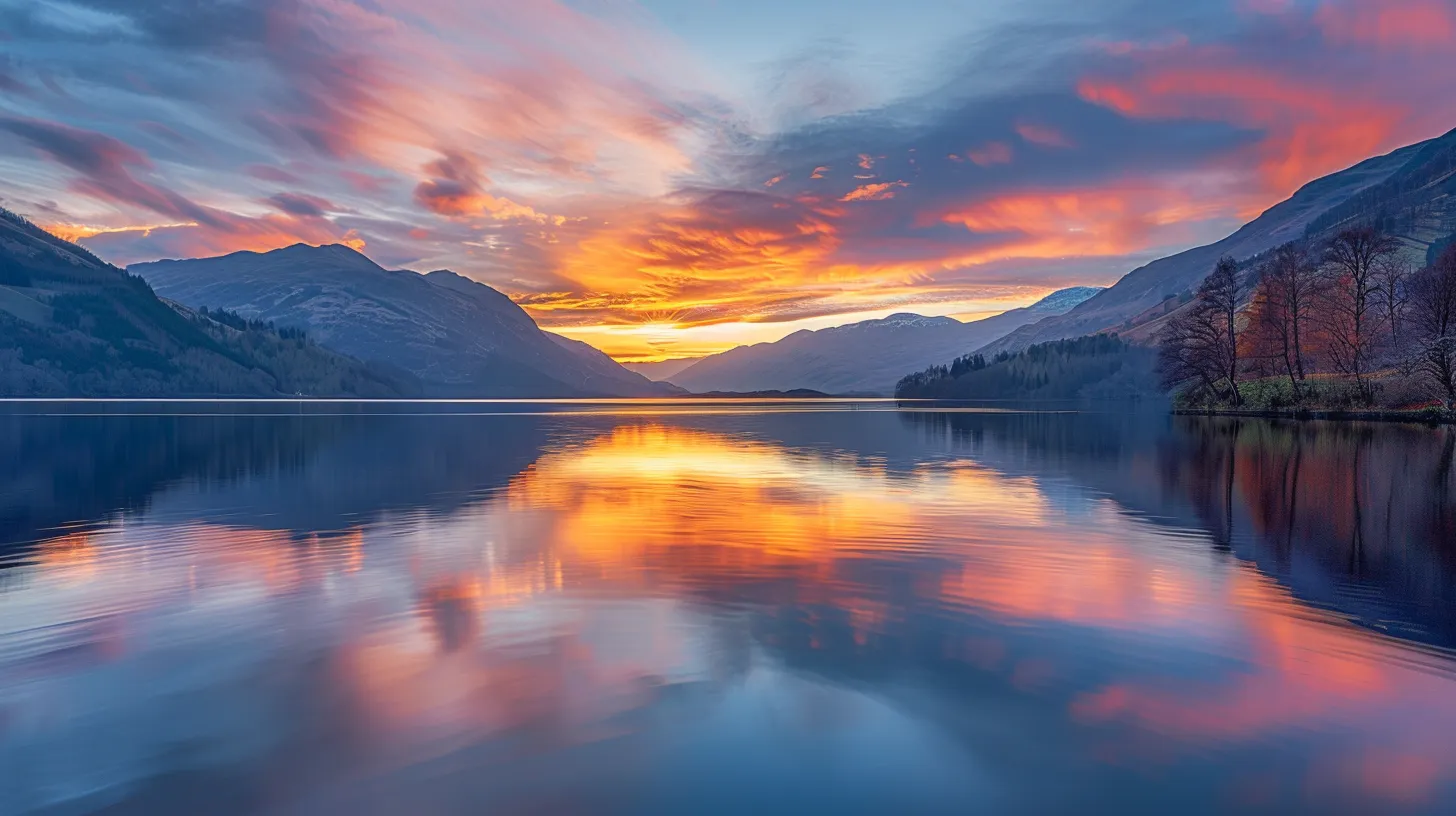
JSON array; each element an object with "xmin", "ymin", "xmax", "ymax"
[{"xmin": 1173, "ymin": 407, "xmax": 1454, "ymax": 425}]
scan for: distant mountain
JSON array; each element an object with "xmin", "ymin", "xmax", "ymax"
[
  {"xmin": 0, "ymin": 212, "xmax": 406, "ymax": 397},
  {"xmin": 982, "ymin": 127, "xmax": 1456, "ymax": 356},
  {"xmin": 692, "ymin": 389, "xmax": 833, "ymax": 398},
  {"xmin": 131, "ymin": 245, "xmax": 675, "ymax": 398},
  {"xmin": 546, "ymin": 332, "xmax": 687, "ymax": 395},
  {"xmin": 667, "ymin": 287, "xmax": 1102, "ymax": 395},
  {"xmin": 622, "ymin": 357, "xmax": 704, "ymax": 382}
]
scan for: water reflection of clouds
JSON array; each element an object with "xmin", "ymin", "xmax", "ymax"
[{"xmin": 2, "ymin": 417, "xmax": 1456, "ymax": 813}]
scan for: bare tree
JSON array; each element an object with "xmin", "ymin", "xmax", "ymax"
[
  {"xmin": 1406, "ymin": 245, "xmax": 1456, "ymax": 409},
  {"xmin": 1318, "ymin": 227, "xmax": 1400, "ymax": 404},
  {"xmin": 1158, "ymin": 257, "xmax": 1246, "ymax": 406},
  {"xmin": 1246, "ymin": 242, "xmax": 1320, "ymax": 400},
  {"xmin": 1205, "ymin": 257, "xmax": 1245, "ymax": 405},
  {"xmin": 1373, "ymin": 254, "xmax": 1412, "ymax": 350},
  {"xmin": 1159, "ymin": 303, "xmax": 1227, "ymax": 402}
]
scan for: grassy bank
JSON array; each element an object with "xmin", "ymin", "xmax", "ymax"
[
  {"xmin": 1171, "ymin": 373, "xmax": 1454, "ymax": 424},
  {"xmin": 1173, "ymin": 406, "xmax": 1454, "ymax": 424}
]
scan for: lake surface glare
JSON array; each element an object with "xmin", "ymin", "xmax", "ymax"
[{"xmin": 2, "ymin": 400, "xmax": 1455, "ymax": 815}]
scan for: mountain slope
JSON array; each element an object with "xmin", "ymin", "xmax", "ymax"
[
  {"xmin": 0, "ymin": 212, "xmax": 406, "ymax": 397},
  {"xmin": 668, "ymin": 287, "xmax": 1102, "ymax": 395},
  {"xmin": 131, "ymin": 246, "xmax": 675, "ymax": 398},
  {"xmin": 622, "ymin": 357, "xmax": 703, "ymax": 382},
  {"xmin": 981, "ymin": 128, "xmax": 1456, "ymax": 356},
  {"xmin": 546, "ymin": 332, "xmax": 687, "ymax": 395}
]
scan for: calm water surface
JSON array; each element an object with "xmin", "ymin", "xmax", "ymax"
[{"xmin": 2, "ymin": 401, "xmax": 1455, "ymax": 815}]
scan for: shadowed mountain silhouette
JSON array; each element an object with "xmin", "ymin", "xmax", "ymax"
[
  {"xmin": 0, "ymin": 212, "xmax": 406, "ymax": 397},
  {"xmin": 132, "ymin": 244, "xmax": 678, "ymax": 398},
  {"xmin": 669, "ymin": 287, "xmax": 1102, "ymax": 395}
]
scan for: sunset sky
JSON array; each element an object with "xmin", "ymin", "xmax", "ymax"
[{"xmin": 2, "ymin": 0, "xmax": 1455, "ymax": 361}]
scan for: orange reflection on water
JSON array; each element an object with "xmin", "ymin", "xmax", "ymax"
[
  {"xmin": 8, "ymin": 417, "xmax": 1456, "ymax": 813},
  {"xmin": 508, "ymin": 425, "xmax": 925, "ymax": 572}
]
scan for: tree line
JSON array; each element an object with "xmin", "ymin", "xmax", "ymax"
[
  {"xmin": 199, "ymin": 306, "xmax": 310, "ymax": 341},
  {"xmin": 1158, "ymin": 228, "xmax": 1456, "ymax": 410},
  {"xmin": 896, "ymin": 334, "xmax": 1157, "ymax": 400}
]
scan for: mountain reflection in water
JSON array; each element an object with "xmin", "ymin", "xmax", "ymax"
[{"xmin": 1, "ymin": 403, "xmax": 1454, "ymax": 815}]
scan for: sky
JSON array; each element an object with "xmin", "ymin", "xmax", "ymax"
[{"xmin": 1, "ymin": 0, "xmax": 1454, "ymax": 361}]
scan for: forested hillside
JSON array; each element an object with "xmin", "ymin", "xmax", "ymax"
[
  {"xmin": 1157, "ymin": 231, "xmax": 1456, "ymax": 412},
  {"xmin": 132, "ymin": 246, "xmax": 676, "ymax": 398},
  {"xmin": 895, "ymin": 334, "xmax": 1158, "ymax": 400},
  {"xmin": 982, "ymin": 127, "xmax": 1456, "ymax": 357},
  {"xmin": 0, "ymin": 210, "xmax": 409, "ymax": 397}
]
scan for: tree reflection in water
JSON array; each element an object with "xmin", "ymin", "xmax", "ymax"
[{"xmin": 2, "ymin": 404, "xmax": 1455, "ymax": 815}]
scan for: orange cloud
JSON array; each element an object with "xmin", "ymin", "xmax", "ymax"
[
  {"xmin": 421, "ymin": 189, "xmax": 554, "ymax": 223},
  {"xmin": 515, "ymin": 176, "xmax": 1225, "ymax": 360},
  {"xmin": 940, "ymin": 185, "xmax": 1216, "ymax": 262},
  {"xmin": 39, "ymin": 222, "xmax": 191, "ymax": 244},
  {"xmin": 524, "ymin": 191, "xmax": 844, "ymax": 334},
  {"xmin": 513, "ymin": 178, "xmax": 1226, "ymax": 360},
  {"xmin": 413, "ymin": 151, "xmax": 557, "ymax": 223},
  {"xmin": 840, "ymin": 181, "xmax": 908, "ymax": 202}
]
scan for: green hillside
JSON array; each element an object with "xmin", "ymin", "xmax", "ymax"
[{"xmin": 0, "ymin": 210, "xmax": 412, "ymax": 397}]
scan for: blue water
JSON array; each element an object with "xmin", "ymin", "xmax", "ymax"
[{"xmin": 1, "ymin": 401, "xmax": 1454, "ymax": 814}]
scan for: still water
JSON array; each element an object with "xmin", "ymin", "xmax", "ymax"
[{"xmin": 2, "ymin": 401, "xmax": 1455, "ymax": 815}]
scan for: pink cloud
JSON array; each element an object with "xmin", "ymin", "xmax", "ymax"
[
  {"xmin": 1315, "ymin": 0, "xmax": 1456, "ymax": 49},
  {"xmin": 412, "ymin": 151, "xmax": 556, "ymax": 223},
  {"xmin": 967, "ymin": 141, "xmax": 1014, "ymax": 167},
  {"xmin": 1015, "ymin": 123, "xmax": 1074, "ymax": 149}
]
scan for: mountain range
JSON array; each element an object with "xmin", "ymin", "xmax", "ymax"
[
  {"xmin": 131, "ymin": 245, "xmax": 677, "ymax": 398},
  {"xmin": 665, "ymin": 287, "xmax": 1102, "ymax": 395},
  {"xmin": 622, "ymin": 357, "xmax": 704, "ymax": 383},
  {"xmin": 981, "ymin": 126, "xmax": 1456, "ymax": 357},
  {"xmin": 7, "ymin": 128, "xmax": 1455, "ymax": 400},
  {"xmin": 0, "ymin": 210, "xmax": 407, "ymax": 397}
]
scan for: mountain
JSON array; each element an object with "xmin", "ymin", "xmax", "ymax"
[
  {"xmin": 981, "ymin": 127, "xmax": 1456, "ymax": 356},
  {"xmin": 0, "ymin": 211, "xmax": 407, "ymax": 397},
  {"xmin": 622, "ymin": 357, "xmax": 704, "ymax": 382},
  {"xmin": 131, "ymin": 245, "xmax": 676, "ymax": 398},
  {"xmin": 546, "ymin": 332, "xmax": 687, "ymax": 395},
  {"xmin": 667, "ymin": 287, "xmax": 1102, "ymax": 396}
]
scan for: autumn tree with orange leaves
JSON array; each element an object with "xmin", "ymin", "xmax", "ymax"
[
  {"xmin": 1243, "ymin": 242, "xmax": 1321, "ymax": 400},
  {"xmin": 1157, "ymin": 224, "xmax": 1456, "ymax": 412}
]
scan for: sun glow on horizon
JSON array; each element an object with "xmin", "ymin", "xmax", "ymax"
[
  {"xmin": 4, "ymin": 0, "xmax": 1453, "ymax": 362},
  {"xmin": 539, "ymin": 291, "xmax": 1069, "ymax": 362}
]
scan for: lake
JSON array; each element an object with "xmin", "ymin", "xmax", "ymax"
[{"xmin": 2, "ymin": 401, "xmax": 1455, "ymax": 815}]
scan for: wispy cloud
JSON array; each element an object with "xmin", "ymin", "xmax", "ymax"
[{"xmin": 0, "ymin": 0, "xmax": 1453, "ymax": 359}]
